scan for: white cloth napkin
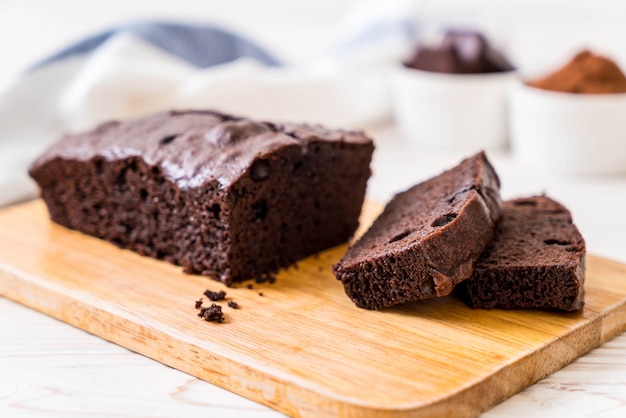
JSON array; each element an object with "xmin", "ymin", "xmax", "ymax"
[{"xmin": 0, "ymin": 0, "xmax": 415, "ymax": 207}]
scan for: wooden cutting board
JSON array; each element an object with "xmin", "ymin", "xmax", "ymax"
[{"xmin": 1, "ymin": 200, "xmax": 626, "ymax": 418}]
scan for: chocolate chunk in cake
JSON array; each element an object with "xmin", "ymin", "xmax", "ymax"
[
  {"xmin": 333, "ymin": 152, "xmax": 501, "ymax": 310},
  {"xmin": 29, "ymin": 110, "xmax": 374, "ymax": 285},
  {"xmin": 458, "ymin": 196, "xmax": 585, "ymax": 311}
]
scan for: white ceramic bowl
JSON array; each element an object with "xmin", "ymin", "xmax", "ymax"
[
  {"xmin": 391, "ymin": 66, "xmax": 514, "ymax": 151},
  {"xmin": 510, "ymin": 81, "xmax": 626, "ymax": 175}
]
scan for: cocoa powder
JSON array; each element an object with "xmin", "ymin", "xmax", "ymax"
[{"xmin": 528, "ymin": 50, "xmax": 626, "ymax": 94}]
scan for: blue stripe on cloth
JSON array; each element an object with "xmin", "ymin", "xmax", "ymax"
[{"xmin": 29, "ymin": 21, "xmax": 281, "ymax": 71}]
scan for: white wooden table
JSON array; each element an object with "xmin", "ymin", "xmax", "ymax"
[{"xmin": 2, "ymin": 123, "xmax": 626, "ymax": 417}]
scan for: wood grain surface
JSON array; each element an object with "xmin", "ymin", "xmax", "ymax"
[{"xmin": 1, "ymin": 200, "xmax": 626, "ymax": 418}]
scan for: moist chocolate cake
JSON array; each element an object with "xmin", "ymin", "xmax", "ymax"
[
  {"xmin": 405, "ymin": 30, "xmax": 514, "ymax": 74},
  {"xmin": 333, "ymin": 152, "xmax": 501, "ymax": 310},
  {"xmin": 459, "ymin": 196, "xmax": 586, "ymax": 311},
  {"xmin": 29, "ymin": 110, "xmax": 374, "ymax": 285}
]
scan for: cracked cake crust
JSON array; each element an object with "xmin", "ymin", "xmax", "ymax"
[{"xmin": 29, "ymin": 110, "xmax": 375, "ymax": 285}]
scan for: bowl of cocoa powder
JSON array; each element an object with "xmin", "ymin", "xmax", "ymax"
[
  {"xmin": 391, "ymin": 29, "xmax": 515, "ymax": 152},
  {"xmin": 510, "ymin": 50, "xmax": 626, "ymax": 175}
]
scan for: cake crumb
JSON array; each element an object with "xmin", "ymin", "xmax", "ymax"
[
  {"xmin": 203, "ymin": 289, "xmax": 227, "ymax": 301},
  {"xmin": 246, "ymin": 284, "xmax": 254, "ymax": 290},
  {"xmin": 258, "ymin": 292, "xmax": 264, "ymax": 297},
  {"xmin": 227, "ymin": 301, "xmax": 239, "ymax": 309},
  {"xmin": 194, "ymin": 298, "xmax": 203, "ymax": 309},
  {"xmin": 198, "ymin": 304, "xmax": 224, "ymax": 323}
]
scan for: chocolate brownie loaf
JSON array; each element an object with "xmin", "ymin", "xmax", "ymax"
[
  {"xmin": 333, "ymin": 152, "xmax": 501, "ymax": 310},
  {"xmin": 459, "ymin": 196, "xmax": 585, "ymax": 311},
  {"xmin": 29, "ymin": 110, "xmax": 374, "ymax": 285}
]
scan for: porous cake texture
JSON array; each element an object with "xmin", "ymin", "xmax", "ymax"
[
  {"xmin": 459, "ymin": 196, "xmax": 585, "ymax": 311},
  {"xmin": 333, "ymin": 152, "xmax": 501, "ymax": 310},
  {"xmin": 29, "ymin": 110, "xmax": 374, "ymax": 285}
]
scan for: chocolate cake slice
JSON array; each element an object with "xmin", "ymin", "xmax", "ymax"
[
  {"xmin": 333, "ymin": 152, "xmax": 501, "ymax": 310},
  {"xmin": 459, "ymin": 196, "xmax": 586, "ymax": 311},
  {"xmin": 29, "ymin": 110, "xmax": 374, "ymax": 285}
]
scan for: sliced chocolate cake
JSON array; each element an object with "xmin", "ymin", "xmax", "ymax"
[
  {"xmin": 333, "ymin": 152, "xmax": 501, "ymax": 310},
  {"xmin": 29, "ymin": 110, "xmax": 374, "ymax": 285},
  {"xmin": 459, "ymin": 196, "xmax": 586, "ymax": 311}
]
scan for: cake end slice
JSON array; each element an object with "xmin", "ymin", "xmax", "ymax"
[{"xmin": 458, "ymin": 196, "xmax": 586, "ymax": 311}]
